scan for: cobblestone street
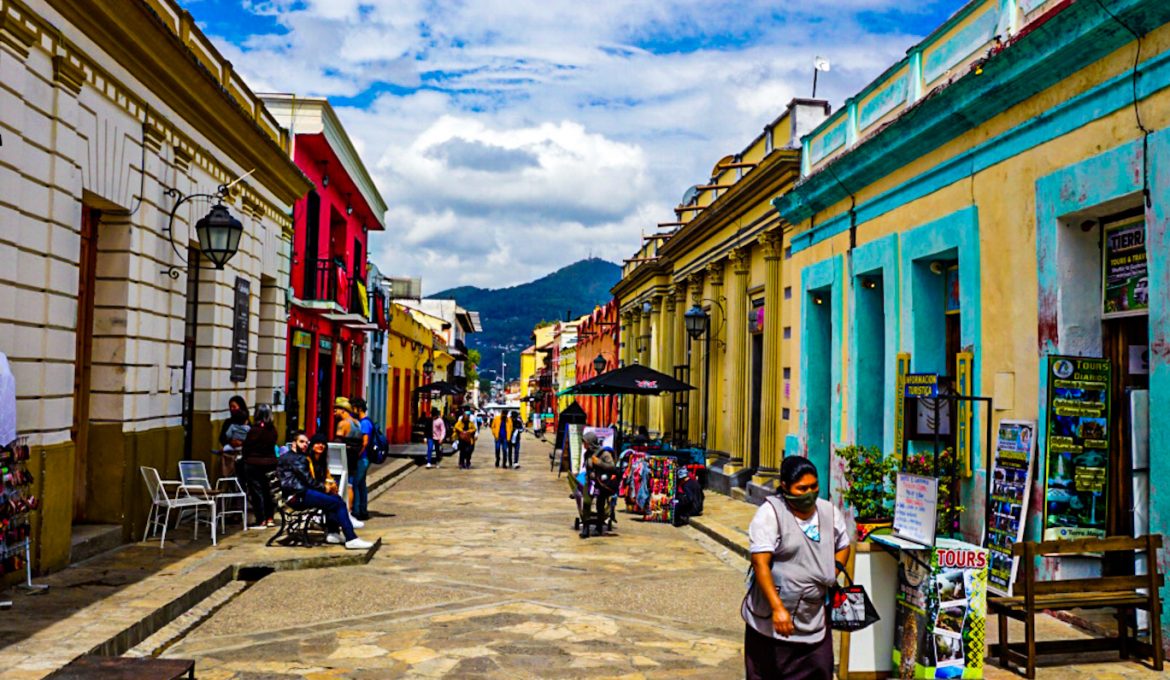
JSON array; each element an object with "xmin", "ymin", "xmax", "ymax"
[{"xmin": 160, "ymin": 436, "xmax": 746, "ymax": 678}]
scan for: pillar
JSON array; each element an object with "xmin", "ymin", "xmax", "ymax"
[
  {"xmin": 758, "ymin": 230, "xmax": 784, "ymax": 474},
  {"xmin": 659, "ymin": 287, "xmax": 676, "ymax": 439},
  {"xmin": 673, "ymin": 283, "xmax": 689, "ymax": 442},
  {"xmin": 620, "ymin": 309, "xmax": 636, "ymax": 428},
  {"xmin": 687, "ymin": 273, "xmax": 705, "ymax": 445},
  {"xmin": 726, "ymin": 247, "xmax": 750, "ymax": 464},
  {"xmin": 637, "ymin": 298, "xmax": 653, "ymax": 428},
  {"xmin": 705, "ymin": 261, "xmax": 725, "ymax": 453}
]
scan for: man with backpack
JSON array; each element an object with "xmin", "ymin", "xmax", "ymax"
[{"xmin": 348, "ymin": 398, "xmax": 373, "ymax": 521}]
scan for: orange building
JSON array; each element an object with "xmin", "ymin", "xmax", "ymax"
[{"xmin": 573, "ymin": 301, "xmax": 620, "ymax": 426}]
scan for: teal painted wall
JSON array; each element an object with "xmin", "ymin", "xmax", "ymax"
[
  {"xmin": 850, "ymin": 234, "xmax": 901, "ymax": 454},
  {"xmin": 800, "ymin": 255, "xmax": 844, "ymax": 499}
]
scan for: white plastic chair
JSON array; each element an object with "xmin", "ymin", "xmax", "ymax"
[
  {"xmin": 140, "ymin": 466, "xmax": 216, "ymax": 549},
  {"xmin": 179, "ymin": 460, "xmax": 247, "ymax": 532}
]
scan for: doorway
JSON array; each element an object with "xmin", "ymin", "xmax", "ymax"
[
  {"xmin": 805, "ymin": 289, "xmax": 833, "ymax": 495},
  {"xmin": 71, "ymin": 207, "xmax": 100, "ymax": 522},
  {"xmin": 749, "ymin": 332, "xmax": 764, "ymax": 468},
  {"xmin": 317, "ymin": 342, "xmax": 333, "ymax": 433}
]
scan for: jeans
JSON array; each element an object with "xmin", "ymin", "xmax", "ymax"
[
  {"xmin": 459, "ymin": 442, "xmax": 473, "ymax": 469},
  {"xmin": 241, "ymin": 460, "xmax": 276, "ymax": 525},
  {"xmin": 349, "ymin": 456, "xmax": 369, "ymax": 517},
  {"xmin": 494, "ymin": 437, "xmax": 507, "ymax": 466},
  {"xmin": 293, "ymin": 488, "xmax": 356, "ymax": 541},
  {"xmin": 426, "ymin": 438, "xmax": 436, "ymax": 465},
  {"xmin": 510, "ymin": 439, "xmax": 520, "ymax": 466}
]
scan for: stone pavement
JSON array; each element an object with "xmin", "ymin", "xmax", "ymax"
[{"xmin": 0, "ymin": 455, "xmax": 417, "ymax": 679}]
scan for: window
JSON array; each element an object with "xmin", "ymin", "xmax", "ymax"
[
  {"xmin": 784, "ymin": 286, "xmax": 792, "ymax": 300},
  {"xmin": 783, "ymin": 326, "xmax": 791, "ymax": 340},
  {"xmin": 782, "ymin": 408, "xmax": 790, "ymax": 420},
  {"xmin": 783, "ymin": 367, "xmax": 791, "ymax": 379}
]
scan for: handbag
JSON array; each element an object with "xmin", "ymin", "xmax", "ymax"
[{"xmin": 828, "ymin": 560, "xmax": 881, "ymax": 632}]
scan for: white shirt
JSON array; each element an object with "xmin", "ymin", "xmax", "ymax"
[{"xmin": 748, "ymin": 499, "xmax": 850, "ymax": 555}]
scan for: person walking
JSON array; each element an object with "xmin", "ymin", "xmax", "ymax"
[
  {"xmin": 427, "ymin": 407, "xmax": 445, "ymax": 469},
  {"xmin": 491, "ymin": 411, "xmax": 509, "ymax": 468},
  {"xmin": 332, "ymin": 397, "xmax": 366, "ymax": 529},
  {"xmin": 453, "ymin": 411, "xmax": 477, "ymax": 469},
  {"xmin": 240, "ymin": 403, "xmax": 278, "ymax": 527},
  {"xmin": 508, "ymin": 410, "xmax": 524, "ymax": 469},
  {"xmin": 217, "ymin": 395, "xmax": 250, "ymax": 480},
  {"xmin": 741, "ymin": 456, "xmax": 851, "ymax": 680},
  {"xmin": 350, "ymin": 397, "xmax": 373, "ymax": 521},
  {"xmin": 277, "ymin": 431, "xmax": 372, "ymax": 550}
]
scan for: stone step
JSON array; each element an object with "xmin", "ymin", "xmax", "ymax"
[{"xmin": 69, "ymin": 523, "xmax": 123, "ymax": 565}]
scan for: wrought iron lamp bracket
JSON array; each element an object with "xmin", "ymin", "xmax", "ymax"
[{"xmin": 160, "ymin": 183, "xmax": 231, "ymax": 280}]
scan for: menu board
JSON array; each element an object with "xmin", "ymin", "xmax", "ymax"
[
  {"xmin": 1042, "ymin": 356, "xmax": 1110, "ymax": 541},
  {"xmin": 894, "ymin": 472, "xmax": 939, "ymax": 546},
  {"xmin": 1102, "ymin": 217, "xmax": 1148, "ymax": 317},
  {"xmin": 565, "ymin": 424, "xmax": 583, "ymax": 474},
  {"xmin": 229, "ymin": 277, "xmax": 250, "ymax": 383},
  {"xmin": 985, "ymin": 420, "xmax": 1036, "ymax": 596}
]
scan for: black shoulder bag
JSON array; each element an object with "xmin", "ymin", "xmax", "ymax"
[{"xmin": 828, "ymin": 560, "xmax": 880, "ymax": 632}]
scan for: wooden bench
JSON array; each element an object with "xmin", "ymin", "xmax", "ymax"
[
  {"xmin": 47, "ymin": 655, "xmax": 194, "ymax": 679},
  {"xmin": 265, "ymin": 471, "xmax": 326, "ymax": 547},
  {"xmin": 988, "ymin": 534, "xmax": 1164, "ymax": 678}
]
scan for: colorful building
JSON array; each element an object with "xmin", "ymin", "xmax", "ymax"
[
  {"xmin": 262, "ymin": 94, "xmax": 387, "ymax": 438},
  {"xmin": 381, "ymin": 303, "xmax": 451, "ymax": 443},
  {"xmin": 573, "ymin": 301, "xmax": 620, "ymax": 426},
  {"xmin": 775, "ymin": 0, "xmax": 1170, "ymax": 629},
  {"xmin": 0, "ymin": 0, "xmax": 311, "ymax": 571}
]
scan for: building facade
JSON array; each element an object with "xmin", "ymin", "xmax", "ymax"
[
  {"xmin": 776, "ymin": 0, "xmax": 1170, "ymax": 627},
  {"xmin": 0, "ymin": 0, "xmax": 311, "ymax": 571},
  {"xmin": 261, "ymin": 95, "xmax": 387, "ymax": 439},
  {"xmin": 573, "ymin": 301, "xmax": 620, "ymax": 426}
]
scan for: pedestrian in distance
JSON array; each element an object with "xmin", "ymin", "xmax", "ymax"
[
  {"xmin": 508, "ymin": 410, "xmax": 524, "ymax": 469},
  {"xmin": 240, "ymin": 403, "xmax": 278, "ymax": 528},
  {"xmin": 454, "ymin": 411, "xmax": 477, "ymax": 469},
  {"xmin": 741, "ymin": 456, "xmax": 852, "ymax": 680},
  {"xmin": 491, "ymin": 410, "xmax": 509, "ymax": 468},
  {"xmin": 427, "ymin": 407, "xmax": 445, "ymax": 469},
  {"xmin": 350, "ymin": 397, "xmax": 373, "ymax": 521},
  {"xmin": 277, "ymin": 431, "xmax": 373, "ymax": 550}
]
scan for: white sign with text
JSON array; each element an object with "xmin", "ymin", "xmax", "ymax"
[{"xmin": 894, "ymin": 472, "xmax": 939, "ymax": 547}]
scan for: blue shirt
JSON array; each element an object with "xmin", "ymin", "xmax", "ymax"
[{"xmin": 359, "ymin": 417, "xmax": 373, "ymax": 458}]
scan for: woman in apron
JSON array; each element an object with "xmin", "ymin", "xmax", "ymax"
[{"xmin": 742, "ymin": 456, "xmax": 852, "ymax": 679}]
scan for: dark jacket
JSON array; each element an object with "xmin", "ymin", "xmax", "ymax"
[
  {"xmin": 241, "ymin": 421, "xmax": 278, "ymax": 466},
  {"xmin": 277, "ymin": 450, "xmax": 325, "ymax": 497}
]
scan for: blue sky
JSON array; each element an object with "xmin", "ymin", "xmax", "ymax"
[{"xmin": 189, "ymin": 0, "xmax": 964, "ymax": 291}]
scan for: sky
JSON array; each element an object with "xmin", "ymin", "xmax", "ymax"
[{"xmin": 190, "ymin": 0, "xmax": 964, "ymax": 293}]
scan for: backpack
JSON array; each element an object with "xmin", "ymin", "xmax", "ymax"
[{"xmin": 365, "ymin": 417, "xmax": 389, "ymax": 464}]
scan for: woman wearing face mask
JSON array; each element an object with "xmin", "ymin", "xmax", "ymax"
[{"xmin": 741, "ymin": 456, "xmax": 851, "ymax": 680}]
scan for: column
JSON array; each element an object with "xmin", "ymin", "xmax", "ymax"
[
  {"xmin": 758, "ymin": 231, "xmax": 784, "ymax": 474},
  {"xmin": 620, "ymin": 309, "xmax": 635, "ymax": 428},
  {"xmin": 636, "ymin": 299, "xmax": 652, "ymax": 428},
  {"xmin": 659, "ymin": 287, "xmax": 676, "ymax": 439},
  {"xmin": 687, "ymin": 273, "xmax": 705, "ymax": 445},
  {"xmin": 726, "ymin": 247, "xmax": 750, "ymax": 464},
  {"xmin": 673, "ymin": 283, "xmax": 689, "ymax": 442},
  {"xmin": 644, "ymin": 294, "xmax": 661, "ymax": 432},
  {"xmin": 705, "ymin": 261, "xmax": 725, "ymax": 454}
]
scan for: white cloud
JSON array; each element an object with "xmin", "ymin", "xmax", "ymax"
[{"xmin": 207, "ymin": 0, "xmax": 954, "ymax": 291}]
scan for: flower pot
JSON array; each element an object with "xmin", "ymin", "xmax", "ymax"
[{"xmin": 854, "ymin": 517, "xmax": 893, "ymax": 542}]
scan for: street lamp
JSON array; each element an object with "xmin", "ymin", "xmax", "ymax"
[
  {"xmin": 194, "ymin": 203, "xmax": 244, "ymax": 269},
  {"xmin": 684, "ymin": 304, "xmax": 709, "ymax": 340},
  {"xmin": 592, "ymin": 353, "xmax": 607, "ymax": 375},
  {"xmin": 423, "ymin": 359, "xmax": 434, "ymax": 374}
]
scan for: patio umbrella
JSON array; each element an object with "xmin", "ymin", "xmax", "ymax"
[
  {"xmin": 413, "ymin": 380, "xmax": 463, "ymax": 396},
  {"xmin": 563, "ymin": 364, "xmax": 694, "ymax": 396}
]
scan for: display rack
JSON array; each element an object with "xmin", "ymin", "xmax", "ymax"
[{"xmin": 1, "ymin": 435, "xmax": 46, "ymax": 607}]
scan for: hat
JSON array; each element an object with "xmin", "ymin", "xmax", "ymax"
[
  {"xmin": 333, "ymin": 397, "xmax": 353, "ymax": 413},
  {"xmin": 582, "ymin": 431, "xmax": 600, "ymax": 449}
]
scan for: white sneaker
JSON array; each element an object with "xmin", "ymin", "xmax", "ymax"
[
  {"xmin": 325, "ymin": 533, "xmax": 343, "ymax": 544},
  {"xmin": 349, "ymin": 516, "xmax": 365, "ymax": 529},
  {"xmin": 426, "ymin": 463, "xmax": 433, "ymax": 469},
  {"xmin": 345, "ymin": 537, "xmax": 374, "ymax": 550}
]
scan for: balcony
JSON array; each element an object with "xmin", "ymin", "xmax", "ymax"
[{"xmin": 297, "ymin": 259, "xmax": 375, "ymax": 329}]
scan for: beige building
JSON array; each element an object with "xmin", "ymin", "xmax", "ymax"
[{"xmin": 0, "ymin": 0, "xmax": 311, "ymax": 572}]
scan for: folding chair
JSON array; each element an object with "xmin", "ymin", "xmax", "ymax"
[
  {"xmin": 140, "ymin": 466, "xmax": 216, "ymax": 549},
  {"xmin": 178, "ymin": 459, "xmax": 248, "ymax": 532}
]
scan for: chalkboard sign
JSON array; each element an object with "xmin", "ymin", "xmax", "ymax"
[{"xmin": 229, "ymin": 277, "xmax": 250, "ymax": 383}]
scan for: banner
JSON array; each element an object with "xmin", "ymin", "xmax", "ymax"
[
  {"xmin": 1042, "ymin": 356, "xmax": 1110, "ymax": 540},
  {"xmin": 1102, "ymin": 217, "xmax": 1147, "ymax": 317},
  {"xmin": 985, "ymin": 419, "xmax": 1036, "ymax": 596},
  {"xmin": 895, "ymin": 353, "xmax": 912, "ymax": 461}
]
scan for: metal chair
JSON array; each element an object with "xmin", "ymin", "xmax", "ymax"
[
  {"xmin": 140, "ymin": 466, "xmax": 216, "ymax": 549},
  {"xmin": 178, "ymin": 459, "xmax": 247, "ymax": 532}
]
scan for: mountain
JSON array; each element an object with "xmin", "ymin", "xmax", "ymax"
[{"xmin": 431, "ymin": 258, "xmax": 621, "ymax": 383}]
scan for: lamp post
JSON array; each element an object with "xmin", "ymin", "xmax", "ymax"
[
  {"xmin": 592, "ymin": 353, "xmax": 607, "ymax": 376},
  {"xmin": 684, "ymin": 303, "xmax": 713, "ymax": 451}
]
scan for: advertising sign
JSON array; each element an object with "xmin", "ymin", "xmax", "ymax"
[
  {"xmin": 895, "ymin": 353, "xmax": 911, "ymax": 460},
  {"xmin": 893, "ymin": 539, "xmax": 989, "ymax": 679},
  {"xmin": 566, "ymin": 424, "xmax": 583, "ymax": 474},
  {"xmin": 1102, "ymin": 217, "xmax": 1148, "ymax": 317},
  {"xmin": 229, "ymin": 277, "xmax": 250, "ymax": 383},
  {"xmin": 985, "ymin": 420, "xmax": 1036, "ymax": 596},
  {"xmin": 904, "ymin": 373, "xmax": 939, "ymax": 398},
  {"xmin": 1042, "ymin": 356, "xmax": 1110, "ymax": 540},
  {"xmin": 894, "ymin": 472, "xmax": 940, "ymax": 547}
]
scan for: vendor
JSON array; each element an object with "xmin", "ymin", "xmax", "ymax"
[{"xmin": 741, "ymin": 456, "xmax": 851, "ymax": 680}]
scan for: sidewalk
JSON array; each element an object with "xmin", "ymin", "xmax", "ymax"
[
  {"xmin": 690, "ymin": 490, "xmax": 1165, "ymax": 678},
  {"xmin": 0, "ymin": 452, "xmax": 421, "ymax": 679}
]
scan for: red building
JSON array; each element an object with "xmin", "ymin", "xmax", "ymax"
[
  {"xmin": 263, "ymin": 95, "xmax": 388, "ymax": 437},
  {"xmin": 574, "ymin": 300, "xmax": 619, "ymax": 426}
]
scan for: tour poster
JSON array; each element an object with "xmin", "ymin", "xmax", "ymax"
[
  {"xmin": 985, "ymin": 420, "xmax": 1035, "ymax": 596},
  {"xmin": 1042, "ymin": 356, "xmax": 1110, "ymax": 540}
]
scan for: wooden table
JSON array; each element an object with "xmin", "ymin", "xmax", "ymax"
[{"xmin": 47, "ymin": 655, "xmax": 195, "ymax": 679}]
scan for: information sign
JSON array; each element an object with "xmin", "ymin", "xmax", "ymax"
[
  {"xmin": 1042, "ymin": 356, "xmax": 1110, "ymax": 540},
  {"xmin": 984, "ymin": 419, "xmax": 1035, "ymax": 596},
  {"xmin": 894, "ymin": 472, "xmax": 940, "ymax": 547},
  {"xmin": 229, "ymin": 277, "xmax": 250, "ymax": 383},
  {"xmin": 904, "ymin": 373, "xmax": 939, "ymax": 398},
  {"xmin": 1102, "ymin": 217, "xmax": 1148, "ymax": 317}
]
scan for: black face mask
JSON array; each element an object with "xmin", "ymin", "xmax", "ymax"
[{"xmin": 781, "ymin": 489, "xmax": 818, "ymax": 512}]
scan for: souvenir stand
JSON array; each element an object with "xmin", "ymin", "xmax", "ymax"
[
  {"xmin": 620, "ymin": 450, "xmax": 678, "ymax": 523},
  {"xmin": 0, "ymin": 352, "xmax": 45, "ymax": 606}
]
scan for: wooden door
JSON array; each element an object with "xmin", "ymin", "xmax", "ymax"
[{"xmin": 72, "ymin": 208, "xmax": 100, "ymax": 521}]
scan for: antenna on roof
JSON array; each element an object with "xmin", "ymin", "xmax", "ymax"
[{"xmin": 812, "ymin": 56, "xmax": 831, "ymax": 98}]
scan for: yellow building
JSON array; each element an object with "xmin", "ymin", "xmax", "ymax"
[
  {"xmin": 613, "ymin": 99, "xmax": 828, "ymax": 498},
  {"xmin": 519, "ymin": 324, "xmax": 556, "ymax": 421},
  {"xmin": 518, "ymin": 346, "xmax": 536, "ymax": 421},
  {"xmin": 383, "ymin": 303, "xmax": 451, "ymax": 443}
]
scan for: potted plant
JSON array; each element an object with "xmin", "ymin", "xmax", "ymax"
[{"xmin": 836, "ymin": 444, "xmax": 899, "ymax": 541}]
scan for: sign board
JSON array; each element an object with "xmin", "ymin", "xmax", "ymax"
[
  {"xmin": 985, "ymin": 419, "xmax": 1036, "ymax": 596},
  {"xmin": 326, "ymin": 442, "xmax": 349, "ymax": 499},
  {"xmin": 319, "ymin": 336, "xmax": 333, "ymax": 353},
  {"xmin": 1042, "ymin": 356, "xmax": 1110, "ymax": 540},
  {"xmin": 292, "ymin": 329, "xmax": 312, "ymax": 349},
  {"xmin": 583, "ymin": 426, "xmax": 615, "ymax": 451},
  {"xmin": 894, "ymin": 472, "xmax": 939, "ymax": 547},
  {"xmin": 566, "ymin": 424, "xmax": 584, "ymax": 474},
  {"xmin": 229, "ymin": 277, "xmax": 250, "ymax": 383},
  {"xmin": 904, "ymin": 373, "xmax": 939, "ymax": 398},
  {"xmin": 894, "ymin": 354, "xmax": 911, "ymax": 460},
  {"xmin": 1102, "ymin": 216, "xmax": 1148, "ymax": 318}
]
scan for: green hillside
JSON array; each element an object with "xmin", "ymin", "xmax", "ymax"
[{"xmin": 431, "ymin": 258, "xmax": 621, "ymax": 383}]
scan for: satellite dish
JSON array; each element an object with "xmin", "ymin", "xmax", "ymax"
[
  {"xmin": 680, "ymin": 185, "xmax": 701, "ymax": 206},
  {"xmin": 814, "ymin": 56, "xmax": 831, "ymax": 72}
]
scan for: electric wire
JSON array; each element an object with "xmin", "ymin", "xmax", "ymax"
[{"xmin": 1093, "ymin": 0, "xmax": 1152, "ymax": 208}]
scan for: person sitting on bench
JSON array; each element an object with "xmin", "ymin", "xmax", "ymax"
[{"xmin": 277, "ymin": 431, "xmax": 372, "ymax": 550}]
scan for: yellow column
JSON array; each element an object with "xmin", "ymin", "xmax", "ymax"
[
  {"xmin": 638, "ymin": 298, "xmax": 655, "ymax": 428},
  {"xmin": 758, "ymin": 231, "xmax": 784, "ymax": 475},
  {"xmin": 673, "ymin": 284, "xmax": 689, "ymax": 443},
  {"xmin": 687, "ymin": 273, "xmax": 705, "ymax": 444},
  {"xmin": 659, "ymin": 287, "xmax": 676, "ymax": 439},
  {"xmin": 725, "ymin": 247, "xmax": 750, "ymax": 465},
  {"xmin": 705, "ymin": 261, "xmax": 725, "ymax": 453}
]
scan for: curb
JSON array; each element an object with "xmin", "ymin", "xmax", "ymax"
[{"xmin": 689, "ymin": 517, "xmax": 750, "ymax": 560}]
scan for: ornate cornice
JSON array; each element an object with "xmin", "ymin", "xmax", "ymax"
[{"xmin": 759, "ymin": 230, "xmax": 783, "ymax": 260}]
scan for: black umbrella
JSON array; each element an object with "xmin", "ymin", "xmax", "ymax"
[
  {"xmin": 413, "ymin": 380, "xmax": 462, "ymax": 396},
  {"xmin": 564, "ymin": 363, "xmax": 694, "ymax": 396}
]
